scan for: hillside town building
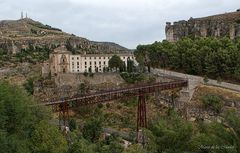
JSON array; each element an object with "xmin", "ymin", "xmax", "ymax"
[{"xmin": 42, "ymin": 45, "xmax": 136, "ymax": 77}]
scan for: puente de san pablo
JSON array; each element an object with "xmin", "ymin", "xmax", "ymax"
[{"xmin": 40, "ymin": 77, "xmax": 188, "ymax": 142}]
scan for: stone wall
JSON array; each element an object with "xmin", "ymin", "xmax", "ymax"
[
  {"xmin": 55, "ymin": 73, "xmax": 125, "ymax": 87},
  {"xmin": 165, "ymin": 11, "xmax": 240, "ymax": 42}
]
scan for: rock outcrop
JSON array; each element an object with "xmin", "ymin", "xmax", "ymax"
[
  {"xmin": 165, "ymin": 10, "xmax": 240, "ymax": 42},
  {"xmin": 0, "ymin": 18, "xmax": 130, "ymax": 54}
]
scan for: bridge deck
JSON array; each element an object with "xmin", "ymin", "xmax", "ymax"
[{"xmin": 42, "ymin": 79, "xmax": 188, "ymax": 107}]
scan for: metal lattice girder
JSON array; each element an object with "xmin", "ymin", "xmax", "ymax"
[
  {"xmin": 41, "ymin": 79, "xmax": 188, "ymax": 139},
  {"xmin": 43, "ymin": 80, "xmax": 188, "ymax": 107}
]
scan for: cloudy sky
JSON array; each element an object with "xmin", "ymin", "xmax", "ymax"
[{"xmin": 0, "ymin": 0, "xmax": 239, "ymax": 48}]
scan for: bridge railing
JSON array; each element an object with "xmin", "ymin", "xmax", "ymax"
[{"xmin": 43, "ymin": 80, "xmax": 188, "ymax": 107}]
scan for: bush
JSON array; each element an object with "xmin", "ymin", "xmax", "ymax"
[
  {"xmin": 117, "ymin": 105, "xmax": 122, "ymax": 110},
  {"xmin": 201, "ymin": 94, "xmax": 224, "ymax": 113},
  {"xmin": 83, "ymin": 71, "xmax": 88, "ymax": 77},
  {"xmin": 69, "ymin": 118, "xmax": 77, "ymax": 131},
  {"xmin": 23, "ymin": 78, "xmax": 34, "ymax": 95},
  {"xmin": 97, "ymin": 103, "xmax": 103, "ymax": 109},
  {"xmin": 89, "ymin": 73, "xmax": 94, "ymax": 77},
  {"xmin": 203, "ymin": 75, "xmax": 209, "ymax": 83},
  {"xmin": 106, "ymin": 103, "xmax": 111, "ymax": 108},
  {"xmin": 82, "ymin": 118, "xmax": 102, "ymax": 142},
  {"xmin": 120, "ymin": 72, "xmax": 145, "ymax": 84}
]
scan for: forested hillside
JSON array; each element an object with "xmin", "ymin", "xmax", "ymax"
[{"xmin": 135, "ymin": 37, "xmax": 240, "ymax": 83}]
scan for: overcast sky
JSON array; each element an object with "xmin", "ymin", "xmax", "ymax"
[{"xmin": 0, "ymin": 0, "xmax": 239, "ymax": 49}]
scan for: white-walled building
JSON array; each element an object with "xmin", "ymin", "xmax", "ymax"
[{"xmin": 43, "ymin": 45, "xmax": 136, "ymax": 77}]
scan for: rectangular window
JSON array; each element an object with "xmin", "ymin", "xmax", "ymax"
[
  {"xmin": 123, "ymin": 57, "xmax": 125, "ymax": 59},
  {"xmin": 85, "ymin": 62, "xmax": 87, "ymax": 65},
  {"xmin": 72, "ymin": 62, "xmax": 74, "ymax": 65},
  {"xmin": 99, "ymin": 57, "xmax": 101, "ymax": 59},
  {"xmin": 103, "ymin": 57, "xmax": 105, "ymax": 59},
  {"xmin": 77, "ymin": 57, "xmax": 79, "ymax": 60},
  {"xmin": 90, "ymin": 62, "xmax": 92, "ymax": 65},
  {"xmin": 99, "ymin": 61, "xmax": 101, "ymax": 65},
  {"xmin": 104, "ymin": 61, "xmax": 106, "ymax": 65},
  {"xmin": 85, "ymin": 57, "xmax": 86, "ymax": 60},
  {"xmin": 94, "ymin": 61, "xmax": 96, "ymax": 65},
  {"xmin": 94, "ymin": 57, "xmax": 96, "ymax": 59},
  {"xmin": 77, "ymin": 66, "xmax": 79, "ymax": 68},
  {"xmin": 72, "ymin": 57, "xmax": 74, "ymax": 60},
  {"xmin": 90, "ymin": 57, "xmax": 91, "ymax": 60},
  {"xmin": 77, "ymin": 62, "xmax": 79, "ymax": 65}
]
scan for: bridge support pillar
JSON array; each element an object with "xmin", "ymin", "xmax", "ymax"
[
  {"xmin": 137, "ymin": 94, "xmax": 147, "ymax": 144},
  {"xmin": 59, "ymin": 101, "xmax": 69, "ymax": 131}
]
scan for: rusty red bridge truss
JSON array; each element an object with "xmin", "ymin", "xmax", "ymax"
[{"xmin": 42, "ymin": 79, "xmax": 188, "ymax": 134}]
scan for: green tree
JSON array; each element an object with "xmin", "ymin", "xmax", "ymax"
[
  {"xmin": 223, "ymin": 110, "xmax": 240, "ymax": 152},
  {"xmin": 134, "ymin": 37, "xmax": 240, "ymax": 83},
  {"xmin": 23, "ymin": 77, "xmax": 34, "ymax": 95},
  {"xmin": 97, "ymin": 134, "xmax": 124, "ymax": 153},
  {"xmin": 150, "ymin": 110, "xmax": 193, "ymax": 152},
  {"xmin": 189, "ymin": 121, "xmax": 238, "ymax": 153},
  {"xmin": 69, "ymin": 138, "xmax": 95, "ymax": 153},
  {"xmin": 108, "ymin": 55, "xmax": 124, "ymax": 72},
  {"xmin": 123, "ymin": 144, "xmax": 147, "ymax": 153},
  {"xmin": 82, "ymin": 117, "xmax": 103, "ymax": 142},
  {"xmin": 0, "ymin": 81, "xmax": 53, "ymax": 153},
  {"xmin": 30, "ymin": 121, "xmax": 67, "ymax": 153},
  {"xmin": 127, "ymin": 59, "xmax": 135, "ymax": 72},
  {"xmin": 78, "ymin": 83, "xmax": 87, "ymax": 94},
  {"xmin": 69, "ymin": 118, "xmax": 77, "ymax": 131}
]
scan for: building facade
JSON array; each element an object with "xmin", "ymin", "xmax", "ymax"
[{"xmin": 42, "ymin": 45, "xmax": 136, "ymax": 77}]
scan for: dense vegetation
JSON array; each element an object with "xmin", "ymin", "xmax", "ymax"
[
  {"xmin": 146, "ymin": 109, "xmax": 240, "ymax": 153},
  {"xmin": 1, "ymin": 81, "xmax": 240, "ymax": 152},
  {"xmin": 0, "ymin": 81, "xmax": 67, "ymax": 153},
  {"xmin": 135, "ymin": 37, "xmax": 240, "ymax": 83},
  {"xmin": 120, "ymin": 72, "xmax": 145, "ymax": 84}
]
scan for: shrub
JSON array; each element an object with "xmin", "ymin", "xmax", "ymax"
[
  {"xmin": 89, "ymin": 73, "xmax": 94, "ymax": 77},
  {"xmin": 120, "ymin": 72, "xmax": 145, "ymax": 84},
  {"xmin": 97, "ymin": 103, "xmax": 103, "ymax": 109},
  {"xmin": 83, "ymin": 71, "xmax": 88, "ymax": 77},
  {"xmin": 117, "ymin": 105, "xmax": 122, "ymax": 110},
  {"xmin": 201, "ymin": 94, "xmax": 224, "ymax": 113},
  {"xmin": 106, "ymin": 103, "xmax": 111, "ymax": 108},
  {"xmin": 23, "ymin": 77, "xmax": 34, "ymax": 95},
  {"xmin": 203, "ymin": 75, "xmax": 209, "ymax": 83},
  {"xmin": 69, "ymin": 118, "xmax": 77, "ymax": 131}
]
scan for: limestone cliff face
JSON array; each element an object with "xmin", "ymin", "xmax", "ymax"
[
  {"xmin": 165, "ymin": 11, "xmax": 240, "ymax": 42},
  {"xmin": 0, "ymin": 18, "xmax": 130, "ymax": 54}
]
